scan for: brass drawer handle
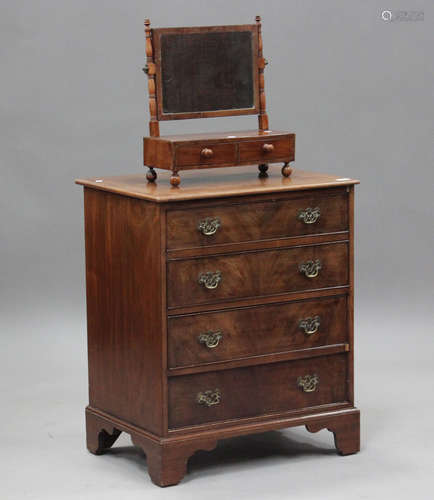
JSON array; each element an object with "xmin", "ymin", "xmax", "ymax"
[
  {"xmin": 198, "ymin": 271, "xmax": 222, "ymax": 290},
  {"xmin": 298, "ymin": 207, "xmax": 320, "ymax": 224},
  {"xmin": 299, "ymin": 316, "xmax": 321, "ymax": 336},
  {"xmin": 299, "ymin": 259, "xmax": 322, "ymax": 278},
  {"xmin": 198, "ymin": 217, "xmax": 221, "ymax": 236},
  {"xmin": 197, "ymin": 389, "xmax": 221, "ymax": 407},
  {"xmin": 262, "ymin": 143, "xmax": 274, "ymax": 153},
  {"xmin": 198, "ymin": 330, "xmax": 223, "ymax": 349},
  {"xmin": 297, "ymin": 374, "xmax": 319, "ymax": 393},
  {"xmin": 200, "ymin": 147, "xmax": 214, "ymax": 159}
]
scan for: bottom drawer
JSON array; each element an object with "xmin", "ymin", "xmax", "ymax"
[{"xmin": 168, "ymin": 354, "xmax": 348, "ymax": 429}]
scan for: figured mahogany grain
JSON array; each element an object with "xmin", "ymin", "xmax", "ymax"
[
  {"xmin": 167, "ymin": 187, "xmax": 348, "ymax": 249},
  {"xmin": 168, "ymin": 295, "xmax": 347, "ymax": 368},
  {"xmin": 167, "ymin": 242, "xmax": 348, "ymax": 308},
  {"xmin": 168, "ymin": 354, "xmax": 348, "ymax": 429}
]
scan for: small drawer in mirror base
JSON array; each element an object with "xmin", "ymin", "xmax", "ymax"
[{"xmin": 143, "ymin": 130, "xmax": 295, "ymax": 186}]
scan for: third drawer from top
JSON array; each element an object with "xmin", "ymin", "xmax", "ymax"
[{"xmin": 168, "ymin": 295, "xmax": 347, "ymax": 369}]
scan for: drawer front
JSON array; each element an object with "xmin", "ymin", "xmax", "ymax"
[
  {"xmin": 169, "ymin": 354, "xmax": 348, "ymax": 428},
  {"xmin": 167, "ymin": 242, "xmax": 348, "ymax": 308},
  {"xmin": 167, "ymin": 189, "xmax": 348, "ymax": 250},
  {"xmin": 239, "ymin": 138, "xmax": 291, "ymax": 163},
  {"xmin": 176, "ymin": 143, "xmax": 237, "ymax": 167},
  {"xmin": 168, "ymin": 296, "xmax": 347, "ymax": 368}
]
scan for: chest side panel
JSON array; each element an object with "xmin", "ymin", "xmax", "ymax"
[{"xmin": 84, "ymin": 188, "xmax": 164, "ymax": 435}]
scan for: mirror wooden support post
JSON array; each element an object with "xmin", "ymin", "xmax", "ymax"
[
  {"xmin": 256, "ymin": 16, "xmax": 270, "ymax": 177},
  {"xmin": 144, "ymin": 19, "xmax": 159, "ymax": 182},
  {"xmin": 256, "ymin": 15, "xmax": 269, "ymax": 133},
  {"xmin": 144, "ymin": 19, "xmax": 159, "ymax": 138}
]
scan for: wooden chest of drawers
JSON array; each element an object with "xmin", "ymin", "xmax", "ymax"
[{"xmin": 76, "ymin": 167, "xmax": 360, "ymax": 487}]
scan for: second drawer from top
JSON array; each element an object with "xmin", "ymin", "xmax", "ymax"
[{"xmin": 167, "ymin": 242, "xmax": 348, "ymax": 308}]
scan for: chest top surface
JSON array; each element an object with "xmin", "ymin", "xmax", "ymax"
[{"xmin": 75, "ymin": 167, "xmax": 359, "ymax": 203}]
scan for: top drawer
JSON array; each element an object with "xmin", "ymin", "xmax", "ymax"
[{"xmin": 167, "ymin": 188, "xmax": 348, "ymax": 250}]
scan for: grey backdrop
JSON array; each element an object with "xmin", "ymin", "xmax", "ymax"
[{"xmin": 1, "ymin": 1, "xmax": 433, "ymax": 499}]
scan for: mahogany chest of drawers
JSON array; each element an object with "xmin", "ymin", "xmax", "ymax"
[{"xmin": 76, "ymin": 167, "xmax": 360, "ymax": 487}]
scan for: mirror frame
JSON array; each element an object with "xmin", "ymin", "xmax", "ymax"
[{"xmin": 151, "ymin": 24, "xmax": 260, "ymax": 121}]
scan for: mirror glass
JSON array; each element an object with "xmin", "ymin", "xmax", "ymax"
[{"xmin": 160, "ymin": 30, "xmax": 254, "ymax": 114}]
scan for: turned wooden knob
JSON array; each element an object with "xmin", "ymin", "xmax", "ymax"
[
  {"xmin": 262, "ymin": 143, "xmax": 274, "ymax": 153},
  {"xmin": 200, "ymin": 148, "xmax": 213, "ymax": 159}
]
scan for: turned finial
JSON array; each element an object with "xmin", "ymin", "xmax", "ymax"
[
  {"xmin": 144, "ymin": 18, "xmax": 151, "ymax": 29},
  {"xmin": 255, "ymin": 15, "xmax": 261, "ymax": 24}
]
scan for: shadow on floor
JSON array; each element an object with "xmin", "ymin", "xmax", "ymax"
[{"xmin": 103, "ymin": 429, "xmax": 336, "ymax": 482}]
